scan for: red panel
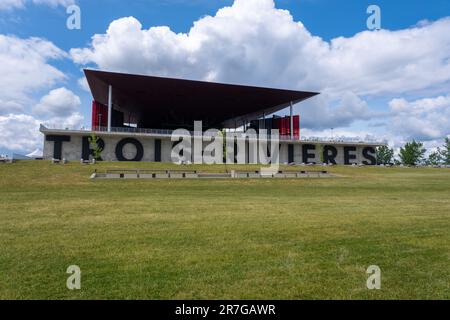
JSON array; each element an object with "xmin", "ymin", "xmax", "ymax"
[
  {"xmin": 279, "ymin": 115, "xmax": 300, "ymax": 139},
  {"xmin": 280, "ymin": 118, "xmax": 287, "ymax": 136},
  {"xmin": 287, "ymin": 117, "xmax": 291, "ymax": 136},
  {"xmin": 286, "ymin": 117, "xmax": 290, "ymax": 136},
  {"xmin": 293, "ymin": 115, "xmax": 300, "ymax": 140},
  {"xmin": 286, "ymin": 116, "xmax": 292, "ymax": 137},
  {"xmin": 91, "ymin": 101, "xmax": 108, "ymax": 130},
  {"xmin": 91, "ymin": 101, "xmax": 98, "ymax": 129}
]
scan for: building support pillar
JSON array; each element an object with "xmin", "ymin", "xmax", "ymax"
[
  {"xmin": 262, "ymin": 112, "xmax": 266, "ymax": 130},
  {"xmin": 289, "ymin": 101, "xmax": 293, "ymax": 140},
  {"xmin": 107, "ymin": 85, "xmax": 112, "ymax": 132}
]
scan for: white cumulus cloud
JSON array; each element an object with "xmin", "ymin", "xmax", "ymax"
[
  {"xmin": 32, "ymin": 0, "xmax": 74, "ymax": 7},
  {"xmin": 296, "ymin": 91, "xmax": 381, "ymax": 130},
  {"xmin": 0, "ymin": 114, "xmax": 42, "ymax": 152},
  {"xmin": 33, "ymin": 87, "xmax": 81, "ymax": 117},
  {"xmin": 0, "ymin": 35, "xmax": 67, "ymax": 107},
  {"xmin": 0, "ymin": 112, "xmax": 84, "ymax": 153},
  {"xmin": 0, "ymin": 0, "xmax": 74, "ymax": 10},
  {"xmin": 389, "ymin": 95, "xmax": 450, "ymax": 140},
  {"xmin": 0, "ymin": 35, "xmax": 83, "ymax": 153},
  {"xmin": 70, "ymin": 0, "xmax": 450, "ymax": 98},
  {"xmin": 0, "ymin": 0, "xmax": 25, "ymax": 11},
  {"xmin": 0, "ymin": 99, "xmax": 24, "ymax": 115},
  {"xmin": 77, "ymin": 76, "xmax": 90, "ymax": 92}
]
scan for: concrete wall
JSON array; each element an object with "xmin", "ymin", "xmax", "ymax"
[
  {"xmin": 43, "ymin": 135, "xmax": 83, "ymax": 161},
  {"xmin": 279, "ymin": 143, "xmax": 288, "ymax": 164},
  {"xmin": 44, "ymin": 134, "xmax": 157, "ymax": 162},
  {"xmin": 42, "ymin": 132, "xmax": 377, "ymax": 165},
  {"xmin": 280, "ymin": 143, "xmax": 369, "ymax": 165}
]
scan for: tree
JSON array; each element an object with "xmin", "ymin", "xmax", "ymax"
[
  {"xmin": 88, "ymin": 133, "xmax": 103, "ymax": 161},
  {"xmin": 425, "ymin": 151, "xmax": 442, "ymax": 166},
  {"xmin": 399, "ymin": 140, "xmax": 426, "ymax": 166},
  {"xmin": 316, "ymin": 144, "xmax": 324, "ymax": 164},
  {"xmin": 376, "ymin": 145, "xmax": 394, "ymax": 165},
  {"xmin": 438, "ymin": 137, "xmax": 450, "ymax": 165}
]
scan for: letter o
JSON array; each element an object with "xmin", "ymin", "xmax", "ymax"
[{"xmin": 115, "ymin": 138, "xmax": 144, "ymax": 161}]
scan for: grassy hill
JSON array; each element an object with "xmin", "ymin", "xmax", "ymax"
[{"xmin": 0, "ymin": 161, "xmax": 449, "ymax": 299}]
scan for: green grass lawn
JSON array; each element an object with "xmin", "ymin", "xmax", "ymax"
[{"xmin": 0, "ymin": 161, "xmax": 449, "ymax": 299}]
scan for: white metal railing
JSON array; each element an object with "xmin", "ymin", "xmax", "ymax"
[
  {"xmin": 41, "ymin": 124, "xmax": 175, "ymax": 136},
  {"xmin": 40, "ymin": 124, "xmax": 387, "ymax": 145}
]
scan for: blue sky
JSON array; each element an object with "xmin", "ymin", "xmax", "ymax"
[
  {"xmin": 1, "ymin": 0, "xmax": 450, "ymax": 155},
  {"xmin": 4, "ymin": 0, "xmax": 450, "ymax": 44},
  {"xmin": 4, "ymin": 0, "xmax": 450, "ymax": 45}
]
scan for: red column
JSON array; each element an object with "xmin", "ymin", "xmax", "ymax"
[
  {"xmin": 91, "ymin": 101, "xmax": 108, "ymax": 130},
  {"xmin": 293, "ymin": 115, "xmax": 300, "ymax": 140}
]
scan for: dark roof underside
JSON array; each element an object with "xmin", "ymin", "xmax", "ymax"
[{"xmin": 84, "ymin": 69, "xmax": 319, "ymax": 128}]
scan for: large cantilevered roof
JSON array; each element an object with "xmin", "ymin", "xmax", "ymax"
[{"xmin": 84, "ymin": 69, "xmax": 319, "ymax": 128}]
